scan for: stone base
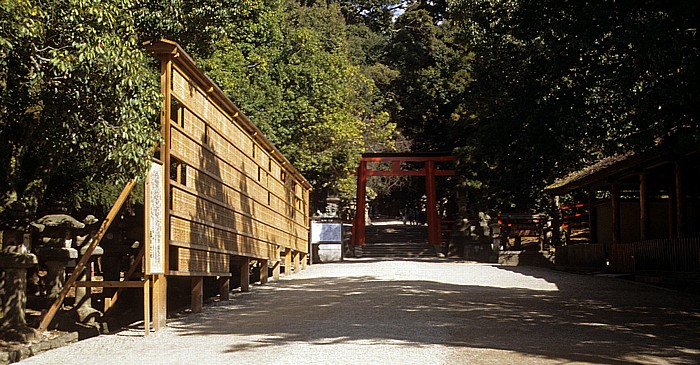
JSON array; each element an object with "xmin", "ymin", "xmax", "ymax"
[
  {"xmin": 0, "ymin": 330, "xmax": 78, "ymax": 364},
  {"xmin": 498, "ymin": 251, "xmax": 555, "ymax": 268}
]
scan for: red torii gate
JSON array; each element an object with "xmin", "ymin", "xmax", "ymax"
[{"xmin": 352, "ymin": 152, "xmax": 456, "ymax": 247}]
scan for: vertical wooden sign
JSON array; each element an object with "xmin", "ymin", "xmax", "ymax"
[{"xmin": 145, "ymin": 160, "xmax": 165, "ymax": 275}]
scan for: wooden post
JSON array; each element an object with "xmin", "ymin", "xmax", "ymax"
[
  {"xmin": 640, "ymin": 173, "xmax": 649, "ymax": 241},
  {"xmin": 260, "ymin": 260, "xmax": 269, "ymax": 284},
  {"xmin": 425, "ymin": 161, "xmax": 439, "ymax": 246},
  {"xmin": 152, "ymin": 53, "xmax": 173, "ymax": 332},
  {"xmin": 272, "ymin": 260, "xmax": 280, "ymax": 280},
  {"xmin": 191, "ymin": 276, "xmax": 203, "ymax": 313},
  {"xmin": 668, "ymin": 175, "xmax": 677, "ymax": 239},
  {"xmin": 219, "ymin": 276, "xmax": 230, "ymax": 301},
  {"xmin": 675, "ymin": 161, "xmax": 685, "ymax": 238},
  {"xmin": 611, "ymin": 183, "xmax": 621, "ymax": 246},
  {"xmin": 143, "ymin": 276, "xmax": 150, "ymax": 336},
  {"xmin": 240, "ymin": 258, "xmax": 250, "ymax": 292},
  {"xmin": 355, "ymin": 161, "xmax": 367, "ymax": 246},
  {"xmin": 38, "ymin": 179, "xmax": 136, "ymax": 332},
  {"xmin": 587, "ymin": 192, "xmax": 597, "ymax": 244},
  {"xmin": 284, "ymin": 248, "xmax": 292, "ymax": 276},
  {"xmin": 293, "ymin": 251, "xmax": 300, "ymax": 274}
]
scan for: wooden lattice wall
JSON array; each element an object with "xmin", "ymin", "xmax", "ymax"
[{"xmin": 146, "ymin": 39, "xmax": 311, "ymax": 276}]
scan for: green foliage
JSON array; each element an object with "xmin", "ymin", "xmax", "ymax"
[
  {"xmin": 447, "ymin": 0, "xmax": 699, "ymax": 213},
  {"xmin": 175, "ymin": 0, "xmax": 396, "ymax": 206},
  {"xmin": 0, "ymin": 0, "xmax": 161, "ymax": 224}
]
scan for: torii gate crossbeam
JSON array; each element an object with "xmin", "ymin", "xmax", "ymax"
[{"xmin": 352, "ymin": 153, "xmax": 455, "ymax": 246}]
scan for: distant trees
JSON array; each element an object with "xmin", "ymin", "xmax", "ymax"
[{"xmin": 447, "ymin": 0, "xmax": 699, "ymax": 212}]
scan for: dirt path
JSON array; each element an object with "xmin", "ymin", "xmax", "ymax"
[{"xmin": 19, "ymin": 259, "xmax": 700, "ymax": 364}]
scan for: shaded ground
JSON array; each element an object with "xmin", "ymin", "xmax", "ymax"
[{"xmin": 18, "ymin": 259, "xmax": 700, "ymax": 365}]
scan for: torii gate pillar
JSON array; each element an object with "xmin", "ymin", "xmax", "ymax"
[{"xmin": 353, "ymin": 160, "xmax": 368, "ymax": 246}]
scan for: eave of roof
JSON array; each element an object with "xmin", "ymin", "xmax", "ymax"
[{"xmin": 545, "ymin": 150, "xmax": 672, "ymax": 195}]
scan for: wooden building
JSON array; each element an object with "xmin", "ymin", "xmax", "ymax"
[
  {"xmin": 35, "ymin": 39, "xmax": 311, "ymax": 333},
  {"xmin": 546, "ymin": 147, "xmax": 699, "ymax": 274},
  {"xmin": 146, "ymin": 39, "xmax": 311, "ymax": 324}
]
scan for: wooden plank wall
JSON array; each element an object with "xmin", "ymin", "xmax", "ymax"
[{"xmin": 165, "ymin": 57, "xmax": 310, "ymax": 275}]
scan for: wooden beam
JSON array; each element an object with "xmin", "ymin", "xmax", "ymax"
[
  {"xmin": 365, "ymin": 169, "xmax": 455, "ymax": 177},
  {"xmin": 73, "ymin": 281, "xmax": 147, "ymax": 288},
  {"xmin": 240, "ymin": 257, "xmax": 250, "ymax": 292},
  {"xmin": 38, "ymin": 179, "xmax": 136, "ymax": 332},
  {"xmin": 105, "ymin": 245, "xmax": 145, "ymax": 314}
]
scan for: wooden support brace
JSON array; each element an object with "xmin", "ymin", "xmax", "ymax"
[
  {"xmin": 272, "ymin": 261, "xmax": 280, "ymax": 281},
  {"xmin": 39, "ymin": 179, "xmax": 136, "ymax": 332}
]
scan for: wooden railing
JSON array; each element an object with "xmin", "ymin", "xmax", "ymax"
[
  {"xmin": 555, "ymin": 243, "xmax": 606, "ymax": 271},
  {"xmin": 557, "ymin": 238, "xmax": 700, "ymax": 274},
  {"xmin": 622, "ymin": 238, "xmax": 700, "ymax": 273}
]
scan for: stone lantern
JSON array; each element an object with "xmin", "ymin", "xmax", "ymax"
[{"xmin": 0, "ymin": 230, "xmax": 39, "ymax": 341}]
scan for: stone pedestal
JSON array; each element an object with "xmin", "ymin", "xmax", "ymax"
[
  {"xmin": 74, "ymin": 245, "xmax": 103, "ymax": 323},
  {"xmin": 36, "ymin": 247, "xmax": 78, "ymax": 301},
  {"xmin": 0, "ymin": 252, "xmax": 39, "ymax": 342}
]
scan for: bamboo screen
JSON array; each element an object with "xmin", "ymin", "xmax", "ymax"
[{"xmin": 147, "ymin": 39, "xmax": 311, "ymax": 275}]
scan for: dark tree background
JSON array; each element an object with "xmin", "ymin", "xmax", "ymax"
[{"xmin": 1, "ymin": 0, "xmax": 697, "ymax": 225}]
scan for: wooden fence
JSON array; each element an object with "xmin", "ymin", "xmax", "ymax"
[
  {"xmin": 556, "ymin": 238, "xmax": 700, "ymax": 274},
  {"xmin": 555, "ymin": 243, "xmax": 606, "ymax": 271},
  {"xmin": 610, "ymin": 238, "xmax": 700, "ymax": 274},
  {"xmin": 146, "ymin": 39, "xmax": 311, "ymax": 276}
]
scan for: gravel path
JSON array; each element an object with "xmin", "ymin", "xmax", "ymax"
[{"xmin": 19, "ymin": 259, "xmax": 700, "ymax": 365}]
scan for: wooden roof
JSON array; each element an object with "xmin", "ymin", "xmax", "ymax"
[
  {"xmin": 545, "ymin": 147, "xmax": 697, "ymax": 195},
  {"xmin": 144, "ymin": 39, "xmax": 312, "ymax": 190}
]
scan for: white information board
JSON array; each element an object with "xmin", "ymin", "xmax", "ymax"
[
  {"xmin": 310, "ymin": 222, "xmax": 342, "ymax": 243},
  {"xmin": 146, "ymin": 161, "xmax": 165, "ymax": 274}
]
